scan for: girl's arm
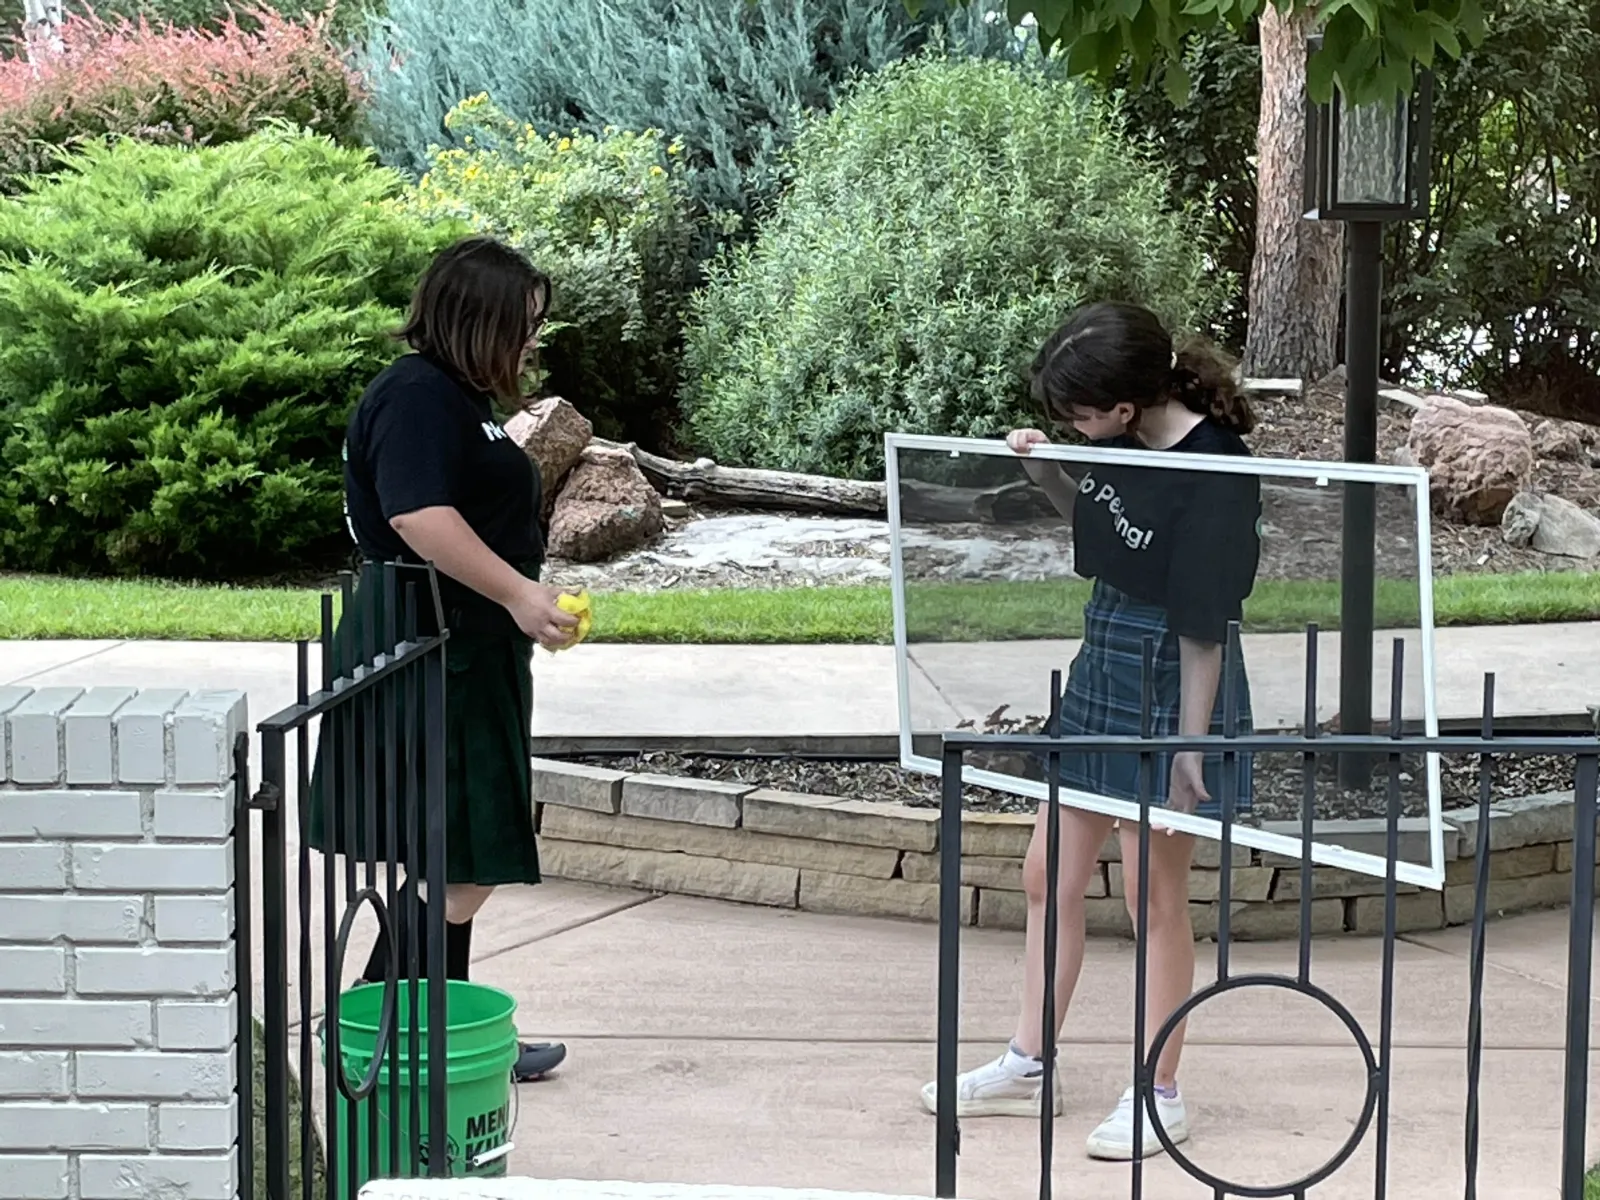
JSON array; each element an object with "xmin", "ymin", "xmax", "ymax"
[
  {"xmin": 1007, "ymin": 429, "xmax": 1078, "ymax": 519},
  {"xmin": 1029, "ymin": 463, "xmax": 1080, "ymax": 521},
  {"xmin": 391, "ymin": 506, "xmax": 576, "ymax": 647},
  {"xmin": 1176, "ymin": 637, "xmax": 1223, "ymax": 737},
  {"xmin": 1168, "ymin": 637, "xmax": 1224, "ymax": 814}
]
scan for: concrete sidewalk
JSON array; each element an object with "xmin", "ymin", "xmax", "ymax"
[
  {"xmin": 3, "ymin": 633, "xmax": 1597, "ymax": 1195},
  {"xmin": 1, "ymin": 621, "xmax": 1594, "ymax": 747},
  {"xmin": 444, "ymin": 883, "xmax": 1600, "ymax": 1199}
]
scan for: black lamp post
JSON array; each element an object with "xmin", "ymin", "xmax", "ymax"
[{"xmin": 1303, "ymin": 36, "xmax": 1433, "ymax": 788}]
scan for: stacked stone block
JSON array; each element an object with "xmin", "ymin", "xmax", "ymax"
[{"xmin": 532, "ymin": 757, "xmax": 1585, "ymax": 939}]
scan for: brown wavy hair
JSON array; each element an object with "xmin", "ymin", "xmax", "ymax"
[
  {"xmin": 397, "ymin": 236, "xmax": 551, "ymax": 403},
  {"xmin": 1029, "ymin": 301, "xmax": 1254, "ymax": 435}
]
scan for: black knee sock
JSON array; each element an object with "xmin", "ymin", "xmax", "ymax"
[
  {"xmin": 446, "ymin": 918, "xmax": 473, "ymax": 981},
  {"xmin": 361, "ymin": 883, "xmax": 428, "ymax": 984}
]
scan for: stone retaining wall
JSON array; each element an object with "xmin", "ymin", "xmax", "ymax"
[{"xmin": 532, "ymin": 759, "xmax": 1585, "ymax": 939}]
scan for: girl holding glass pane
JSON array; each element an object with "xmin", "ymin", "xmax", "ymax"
[{"xmin": 920, "ymin": 301, "xmax": 1261, "ymax": 1161}]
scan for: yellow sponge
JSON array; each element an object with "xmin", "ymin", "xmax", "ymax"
[{"xmin": 553, "ymin": 589, "xmax": 592, "ymax": 650}]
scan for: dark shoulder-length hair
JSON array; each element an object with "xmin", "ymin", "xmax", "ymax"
[
  {"xmin": 397, "ymin": 236, "xmax": 551, "ymax": 404},
  {"xmin": 1029, "ymin": 301, "xmax": 1254, "ymax": 435}
]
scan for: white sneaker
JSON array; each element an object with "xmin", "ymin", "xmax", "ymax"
[
  {"xmin": 919, "ymin": 1050, "xmax": 1063, "ymax": 1118},
  {"xmin": 1084, "ymin": 1086, "xmax": 1189, "ymax": 1160}
]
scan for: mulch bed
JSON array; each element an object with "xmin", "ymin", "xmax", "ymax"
[
  {"xmin": 1249, "ymin": 384, "xmax": 1599, "ymax": 578},
  {"xmin": 577, "ymin": 746, "xmax": 1577, "ymax": 825}
]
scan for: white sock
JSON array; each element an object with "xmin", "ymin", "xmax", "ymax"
[{"xmin": 1001, "ymin": 1042, "xmax": 1044, "ymax": 1078}]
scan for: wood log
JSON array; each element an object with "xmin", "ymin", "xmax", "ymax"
[
  {"xmin": 898, "ymin": 477, "xmax": 1055, "ymax": 524},
  {"xmin": 591, "ymin": 439, "xmax": 886, "ymax": 515}
]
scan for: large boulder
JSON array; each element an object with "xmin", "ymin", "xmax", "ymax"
[
  {"xmin": 505, "ymin": 397, "xmax": 593, "ymax": 514},
  {"xmin": 1407, "ymin": 396, "xmax": 1533, "ymax": 524},
  {"xmin": 1501, "ymin": 491, "xmax": 1600, "ymax": 559},
  {"xmin": 547, "ymin": 445, "xmax": 664, "ymax": 562}
]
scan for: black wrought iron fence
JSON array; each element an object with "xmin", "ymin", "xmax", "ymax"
[
  {"xmin": 235, "ymin": 562, "xmax": 453, "ymax": 1200},
  {"xmin": 932, "ymin": 622, "xmax": 1600, "ymax": 1200}
]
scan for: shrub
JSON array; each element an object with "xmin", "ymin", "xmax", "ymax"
[
  {"xmin": 0, "ymin": 129, "xmax": 462, "ymax": 578},
  {"xmin": 0, "ymin": 7, "xmax": 365, "ymax": 184},
  {"xmin": 359, "ymin": 0, "xmax": 1022, "ymax": 245},
  {"xmin": 679, "ymin": 56, "xmax": 1232, "ymax": 479},
  {"xmin": 0, "ymin": 0, "xmax": 379, "ymax": 45},
  {"xmin": 401, "ymin": 95, "xmax": 694, "ymax": 443}
]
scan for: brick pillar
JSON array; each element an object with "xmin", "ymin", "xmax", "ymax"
[{"xmin": 0, "ymin": 686, "xmax": 247, "ymax": 1200}]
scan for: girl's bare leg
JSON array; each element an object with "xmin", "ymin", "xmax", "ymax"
[
  {"xmin": 1115, "ymin": 824, "xmax": 1196, "ymax": 1088},
  {"xmin": 919, "ymin": 801, "xmax": 1113, "ymax": 1118},
  {"xmin": 1080, "ymin": 821, "xmax": 1198, "ymax": 1161},
  {"xmin": 1012, "ymin": 804, "xmax": 1118, "ymax": 1056}
]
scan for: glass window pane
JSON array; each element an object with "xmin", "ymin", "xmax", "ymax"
[
  {"xmin": 1336, "ymin": 94, "xmax": 1409, "ymax": 207},
  {"xmin": 890, "ymin": 435, "xmax": 1445, "ymax": 887}
]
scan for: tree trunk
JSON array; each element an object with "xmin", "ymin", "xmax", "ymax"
[
  {"xmin": 1243, "ymin": 4, "xmax": 1343, "ymax": 384},
  {"xmin": 592, "ymin": 438, "xmax": 887, "ymax": 514},
  {"xmin": 22, "ymin": 0, "xmax": 64, "ymax": 61}
]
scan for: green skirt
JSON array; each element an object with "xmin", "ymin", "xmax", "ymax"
[{"xmin": 305, "ymin": 583, "xmax": 541, "ymax": 888}]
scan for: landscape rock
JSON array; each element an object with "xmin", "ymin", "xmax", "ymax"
[
  {"xmin": 1531, "ymin": 495, "xmax": 1600, "ymax": 559},
  {"xmin": 547, "ymin": 444, "xmax": 665, "ymax": 562},
  {"xmin": 505, "ymin": 397, "xmax": 593, "ymax": 511},
  {"xmin": 1407, "ymin": 396, "xmax": 1533, "ymax": 524},
  {"xmin": 1500, "ymin": 492, "xmax": 1542, "ymax": 548},
  {"xmin": 1500, "ymin": 492, "xmax": 1600, "ymax": 558},
  {"xmin": 1531, "ymin": 418, "xmax": 1590, "ymax": 463}
]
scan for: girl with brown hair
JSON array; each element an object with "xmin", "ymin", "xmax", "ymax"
[
  {"xmin": 309, "ymin": 236, "xmax": 580, "ymax": 1083},
  {"xmin": 920, "ymin": 300, "xmax": 1262, "ymax": 1160}
]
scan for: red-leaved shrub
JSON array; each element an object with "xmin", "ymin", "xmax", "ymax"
[{"xmin": 0, "ymin": 6, "xmax": 364, "ymax": 185}]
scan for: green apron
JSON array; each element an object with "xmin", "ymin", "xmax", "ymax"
[{"xmin": 305, "ymin": 565, "xmax": 541, "ymax": 887}]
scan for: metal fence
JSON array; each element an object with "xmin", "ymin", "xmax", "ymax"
[
  {"xmin": 235, "ymin": 562, "xmax": 454, "ymax": 1200},
  {"xmin": 931, "ymin": 622, "xmax": 1600, "ymax": 1200}
]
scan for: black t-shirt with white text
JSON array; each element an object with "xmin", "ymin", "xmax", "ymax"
[
  {"xmin": 342, "ymin": 353, "xmax": 543, "ymax": 634},
  {"xmin": 1071, "ymin": 419, "xmax": 1261, "ymax": 644}
]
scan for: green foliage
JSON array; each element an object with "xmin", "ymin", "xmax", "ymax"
[
  {"xmin": 903, "ymin": 0, "xmax": 1485, "ymax": 106},
  {"xmin": 1387, "ymin": 0, "xmax": 1600, "ymax": 414},
  {"xmin": 680, "ymin": 56, "xmax": 1231, "ymax": 479},
  {"xmin": 1113, "ymin": 0, "xmax": 1600, "ymax": 410},
  {"xmin": 360, "ymin": 0, "xmax": 1022, "ymax": 246},
  {"xmin": 0, "ymin": 129, "xmax": 461, "ymax": 578},
  {"xmin": 402, "ymin": 95, "xmax": 694, "ymax": 442}
]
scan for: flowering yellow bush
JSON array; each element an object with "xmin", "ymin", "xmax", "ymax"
[{"xmin": 404, "ymin": 96, "xmax": 693, "ymax": 437}]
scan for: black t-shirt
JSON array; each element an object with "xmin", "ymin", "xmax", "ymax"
[
  {"xmin": 1071, "ymin": 419, "xmax": 1261, "ymax": 643},
  {"xmin": 342, "ymin": 353, "xmax": 543, "ymax": 632}
]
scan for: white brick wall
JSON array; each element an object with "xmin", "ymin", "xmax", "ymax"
[{"xmin": 0, "ymin": 687, "xmax": 245, "ymax": 1200}]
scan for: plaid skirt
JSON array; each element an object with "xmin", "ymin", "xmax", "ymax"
[{"xmin": 1055, "ymin": 580, "xmax": 1254, "ymax": 818}]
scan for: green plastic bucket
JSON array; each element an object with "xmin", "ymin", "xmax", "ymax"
[{"xmin": 320, "ymin": 979, "xmax": 520, "ymax": 1200}]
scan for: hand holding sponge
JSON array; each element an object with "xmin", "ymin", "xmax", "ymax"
[{"xmin": 552, "ymin": 589, "xmax": 593, "ymax": 650}]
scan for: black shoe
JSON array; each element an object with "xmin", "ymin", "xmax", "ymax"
[{"xmin": 514, "ymin": 1041, "xmax": 566, "ymax": 1082}]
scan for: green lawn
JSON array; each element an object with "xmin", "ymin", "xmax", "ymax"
[{"xmin": 0, "ymin": 569, "xmax": 1593, "ymax": 643}]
